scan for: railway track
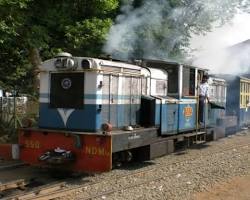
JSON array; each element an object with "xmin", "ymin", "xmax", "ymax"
[
  {"xmin": 76, "ymin": 143, "xmax": 250, "ymax": 200},
  {"xmin": 80, "ymin": 158, "xmax": 250, "ymax": 200},
  {"xmin": 2, "ymin": 181, "xmax": 67, "ymax": 200},
  {"xmin": 0, "ymin": 161, "xmax": 27, "ymax": 171},
  {"xmin": 0, "ymin": 179, "xmax": 28, "ymax": 193},
  {"xmin": 2, "ymin": 134, "xmax": 249, "ymax": 200}
]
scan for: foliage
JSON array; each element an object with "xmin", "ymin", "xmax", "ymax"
[
  {"xmin": 0, "ymin": 0, "xmax": 249, "ymax": 94},
  {"xmin": 65, "ymin": 18, "xmax": 113, "ymax": 56},
  {"xmin": 0, "ymin": 0, "xmax": 31, "ymax": 92},
  {"xmin": 0, "ymin": 0, "xmax": 119, "ymax": 94}
]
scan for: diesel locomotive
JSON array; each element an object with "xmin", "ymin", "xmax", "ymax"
[{"xmin": 19, "ymin": 53, "xmax": 230, "ymax": 172}]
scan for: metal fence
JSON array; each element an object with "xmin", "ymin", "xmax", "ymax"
[{"xmin": 0, "ymin": 96, "xmax": 39, "ymax": 130}]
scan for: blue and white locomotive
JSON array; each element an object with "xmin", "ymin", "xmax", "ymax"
[{"xmin": 19, "ymin": 53, "xmax": 227, "ymax": 172}]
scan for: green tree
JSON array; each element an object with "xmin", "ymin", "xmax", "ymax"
[
  {"xmin": 0, "ymin": 0, "xmax": 32, "ymax": 91},
  {"xmin": 0, "ymin": 0, "xmax": 119, "ymax": 93},
  {"xmin": 65, "ymin": 18, "xmax": 113, "ymax": 56},
  {"xmin": 0, "ymin": 0, "xmax": 249, "ymax": 94}
]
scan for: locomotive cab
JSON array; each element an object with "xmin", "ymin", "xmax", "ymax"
[{"xmin": 141, "ymin": 60, "xmax": 209, "ymax": 135}]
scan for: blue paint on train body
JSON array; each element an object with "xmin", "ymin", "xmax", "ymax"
[
  {"xmin": 155, "ymin": 103, "xmax": 161, "ymax": 126},
  {"xmin": 178, "ymin": 102, "xmax": 196, "ymax": 132},
  {"xmin": 160, "ymin": 103, "xmax": 178, "ymax": 135},
  {"xmin": 240, "ymin": 108, "xmax": 250, "ymax": 127},
  {"xmin": 39, "ymin": 103, "xmax": 101, "ymax": 131},
  {"xmin": 217, "ymin": 75, "xmax": 250, "ymax": 129},
  {"xmin": 39, "ymin": 103, "xmax": 141, "ymax": 132},
  {"xmin": 156, "ymin": 99, "xmax": 197, "ymax": 135}
]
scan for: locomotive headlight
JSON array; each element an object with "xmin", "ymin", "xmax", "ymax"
[
  {"xmin": 66, "ymin": 58, "xmax": 75, "ymax": 68},
  {"xmin": 54, "ymin": 57, "xmax": 77, "ymax": 70},
  {"xmin": 81, "ymin": 59, "xmax": 91, "ymax": 69},
  {"xmin": 54, "ymin": 58, "xmax": 63, "ymax": 68}
]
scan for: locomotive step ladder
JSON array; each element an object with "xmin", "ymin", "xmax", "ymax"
[{"xmin": 184, "ymin": 131, "xmax": 206, "ymax": 147}]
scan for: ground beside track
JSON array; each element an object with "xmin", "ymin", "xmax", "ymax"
[
  {"xmin": 193, "ymin": 174, "xmax": 250, "ymax": 200},
  {"xmin": 65, "ymin": 130, "xmax": 250, "ymax": 200}
]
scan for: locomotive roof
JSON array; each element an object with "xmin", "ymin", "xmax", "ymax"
[
  {"xmin": 239, "ymin": 75, "xmax": 250, "ymax": 81},
  {"xmin": 41, "ymin": 53, "xmax": 208, "ymax": 72},
  {"xmin": 41, "ymin": 56, "xmax": 142, "ymax": 71},
  {"xmin": 209, "ymin": 77, "xmax": 227, "ymax": 82},
  {"xmin": 85, "ymin": 57, "xmax": 142, "ymax": 70},
  {"xmin": 212, "ymin": 74, "xmax": 250, "ymax": 82},
  {"xmin": 141, "ymin": 59, "xmax": 209, "ymax": 71}
]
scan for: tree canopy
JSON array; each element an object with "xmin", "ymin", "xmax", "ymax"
[
  {"xmin": 0, "ymin": 0, "xmax": 119, "ymax": 93},
  {"xmin": 0, "ymin": 0, "xmax": 248, "ymax": 93}
]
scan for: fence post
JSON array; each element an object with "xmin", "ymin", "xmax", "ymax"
[
  {"xmin": 0, "ymin": 97, "xmax": 2, "ymax": 122},
  {"xmin": 13, "ymin": 90, "xmax": 17, "ymax": 129}
]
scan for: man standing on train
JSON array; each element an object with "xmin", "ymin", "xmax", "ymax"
[{"xmin": 199, "ymin": 75, "xmax": 210, "ymax": 125}]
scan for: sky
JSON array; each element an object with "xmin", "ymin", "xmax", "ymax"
[
  {"xmin": 191, "ymin": 12, "xmax": 250, "ymax": 74},
  {"xmin": 190, "ymin": 12, "xmax": 250, "ymax": 56}
]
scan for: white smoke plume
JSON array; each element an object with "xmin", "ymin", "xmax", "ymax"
[
  {"xmin": 103, "ymin": 0, "xmax": 241, "ymax": 61},
  {"xmin": 104, "ymin": 0, "xmax": 172, "ymax": 60},
  {"xmin": 192, "ymin": 12, "xmax": 250, "ymax": 74},
  {"xmin": 193, "ymin": 42, "xmax": 250, "ymax": 74}
]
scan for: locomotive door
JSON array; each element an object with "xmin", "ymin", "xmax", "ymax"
[
  {"xmin": 131, "ymin": 77, "xmax": 141, "ymax": 125},
  {"xmin": 102, "ymin": 74, "xmax": 118, "ymax": 127},
  {"xmin": 123, "ymin": 76, "xmax": 131, "ymax": 126},
  {"xmin": 123, "ymin": 76, "xmax": 141, "ymax": 126},
  {"xmin": 110, "ymin": 75, "xmax": 119, "ymax": 127},
  {"xmin": 102, "ymin": 75, "xmax": 110, "ymax": 125}
]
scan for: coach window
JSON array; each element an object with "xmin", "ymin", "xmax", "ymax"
[
  {"xmin": 240, "ymin": 82, "xmax": 242, "ymax": 107},
  {"xmin": 221, "ymin": 85, "xmax": 225, "ymax": 102},
  {"xmin": 244, "ymin": 82, "xmax": 247, "ymax": 107},
  {"xmin": 247, "ymin": 82, "xmax": 250, "ymax": 106},
  {"xmin": 248, "ymin": 83, "xmax": 250, "ymax": 103},
  {"xmin": 243, "ymin": 82, "xmax": 246, "ymax": 107},
  {"xmin": 209, "ymin": 82, "xmax": 215, "ymax": 100},
  {"xmin": 245, "ymin": 83, "xmax": 248, "ymax": 107},
  {"xmin": 240, "ymin": 82, "xmax": 243, "ymax": 108},
  {"xmin": 218, "ymin": 85, "xmax": 222, "ymax": 101},
  {"xmin": 222, "ymin": 85, "xmax": 226, "ymax": 102},
  {"xmin": 141, "ymin": 77, "xmax": 147, "ymax": 95},
  {"xmin": 249, "ymin": 83, "xmax": 250, "ymax": 105},
  {"xmin": 165, "ymin": 66, "xmax": 178, "ymax": 97},
  {"xmin": 246, "ymin": 83, "xmax": 248, "ymax": 106},
  {"xmin": 155, "ymin": 79, "xmax": 167, "ymax": 96},
  {"xmin": 182, "ymin": 66, "xmax": 195, "ymax": 97},
  {"xmin": 240, "ymin": 81, "xmax": 248, "ymax": 108}
]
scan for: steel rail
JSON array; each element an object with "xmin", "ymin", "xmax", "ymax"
[{"xmin": 4, "ymin": 182, "xmax": 66, "ymax": 200}]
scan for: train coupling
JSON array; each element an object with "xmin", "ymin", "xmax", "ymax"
[{"xmin": 39, "ymin": 147, "xmax": 75, "ymax": 164}]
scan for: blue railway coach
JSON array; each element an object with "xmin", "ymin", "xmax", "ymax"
[
  {"xmin": 218, "ymin": 75, "xmax": 250, "ymax": 129},
  {"xmin": 207, "ymin": 77, "xmax": 227, "ymax": 126}
]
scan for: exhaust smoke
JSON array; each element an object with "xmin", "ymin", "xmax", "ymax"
[
  {"xmin": 103, "ymin": 0, "xmax": 242, "ymax": 62},
  {"xmin": 192, "ymin": 13, "xmax": 250, "ymax": 74}
]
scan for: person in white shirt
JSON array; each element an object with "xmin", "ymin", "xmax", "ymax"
[{"xmin": 198, "ymin": 75, "xmax": 210, "ymax": 124}]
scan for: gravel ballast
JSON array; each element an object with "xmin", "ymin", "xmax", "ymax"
[{"xmin": 60, "ymin": 131, "xmax": 250, "ymax": 200}]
